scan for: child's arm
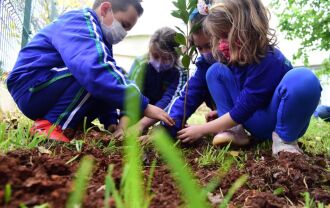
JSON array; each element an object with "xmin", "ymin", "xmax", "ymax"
[
  {"xmin": 51, "ymin": 10, "xmax": 149, "ymax": 114},
  {"xmin": 163, "ymin": 67, "xmax": 210, "ymax": 137},
  {"xmin": 177, "ymin": 112, "xmax": 237, "ymax": 143}
]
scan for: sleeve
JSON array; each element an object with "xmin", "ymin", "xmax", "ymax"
[
  {"xmin": 51, "ymin": 10, "xmax": 149, "ymax": 112},
  {"xmin": 229, "ymin": 58, "xmax": 285, "ymax": 124},
  {"xmin": 163, "ymin": 67, "xmax": 209, "ymax": 137},
  {"xmin": 155, "ymin": 68, "xmax": 187, "ymax": 110},
  {"xmin": 128, "ymin": 57, "xmax": 147, "ymax": 90}
]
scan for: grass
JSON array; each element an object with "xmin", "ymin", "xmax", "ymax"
[
  {"xmin": 197, "ymin": 143, "xmax": 232, "ymax": 167},
  {"xmin": 300, "ymin": 117, "xmax": 330, "ymax": 157},
  {"xmin": 66, "ymin": 156, "xmax": 94, "ymax": 208}
]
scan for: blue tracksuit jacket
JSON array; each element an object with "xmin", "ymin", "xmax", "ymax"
[{"xmin": 163, "ymin": 56, "xmax": 215, "ymax": 137}]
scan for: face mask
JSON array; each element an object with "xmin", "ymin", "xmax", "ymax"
[
  {"xmin": 218, "ymin": 39, "xmax": 230, "ymax": 61},
  {"xmin": 101, "ymin": 11, "xmax": 127, "ymax": 45},
  {"xmin": 149, "ymin": 57, "xmax": 173, "ymax": 73},
  {"xmin": 202, "ymin": 52, "xmax": 216, "ymax": 64}
]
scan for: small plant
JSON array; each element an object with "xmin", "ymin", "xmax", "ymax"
[
  {"xmin": 197, "ymin": 144, "xmax": 232, "ymax": 167},
  {"xmin": 273, "ymin": 187, "xmax": 285, "ymax": 196},
  {"xmin": 171, "ymin": 0, "xmax": 198, "ymax": 127},
  {"xmin": 301, "ymin": 192, "xmax": 325, "ymax": 208}
]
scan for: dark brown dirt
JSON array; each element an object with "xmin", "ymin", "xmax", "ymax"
[{"xmin": 0, "ymin": 130, "xmax": 329, "ymax": 208}]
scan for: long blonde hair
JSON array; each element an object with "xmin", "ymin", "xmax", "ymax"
[{"xmin": 204, "ymin": 0, "xmax": 277, "ymax": 65}]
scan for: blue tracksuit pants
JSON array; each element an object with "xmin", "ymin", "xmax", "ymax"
[
  {"xmin": 15, "ymin": 68, "xmax": 118, "ymax": 129},
  {"xmin": 206, "ymin": 65, "xmax": 322, "ymax": 142}
]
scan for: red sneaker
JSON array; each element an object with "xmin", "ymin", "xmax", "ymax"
[{"xmin": 30, "ymin": 119, "xmax": 70, "ymax": 142}]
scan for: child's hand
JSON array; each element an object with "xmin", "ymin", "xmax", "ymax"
[
  {"xmin": 144, "ymin": 104, "xmax": 175, "ymax": 127},
  {"xmin": 177, "ymin": 125, "xmax": 204, "ymax": 143},
  {"xmin": 205, "ymin": 110, "xmax": 218, "ymax": 122}
]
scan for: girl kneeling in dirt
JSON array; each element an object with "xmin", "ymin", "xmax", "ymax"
[
  {"xmin": 128, "ymin": 27, "xmax": 187, "ymax": 134},
  {"xmin": 177, "ymin": 0, "xmax": 322, "ymax": 156},
  {"xmin": 162, "ymin": 10, "xmax": 222, "ymax": 138}
]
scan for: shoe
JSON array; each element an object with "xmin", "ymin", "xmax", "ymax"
[
  {"xmin": 30, "ymin": 119, "xmax": 70, "ymax": 142},
  {"xmin": 212, "ymin": 125, "xmax": 250, "ymax": 146},
  {"xmin": 272, "ymin": 132, "xmax": 303, "ymax": 156}
]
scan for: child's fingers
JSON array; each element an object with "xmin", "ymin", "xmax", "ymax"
[
  {"xmin": 162, "ymin": 114, "xmax": 175, "ymax": 126},
  {"xmin": 177, "ymin": 131, "xmax": 188, "ymax": 140},
  {"xmin": 182, "ymin": 138, "xmax": 191, "ymax": 143}
]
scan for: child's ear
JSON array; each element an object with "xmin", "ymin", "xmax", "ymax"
[{"xmin": 100, "ymin": 2, "xmax": 112, "ymax": 17}]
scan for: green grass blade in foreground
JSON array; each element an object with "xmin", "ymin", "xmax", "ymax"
[
  {"xmin": 122, "ymin": 87, "xmax": 144, "ymax": 207},
  {"xmin": 219, "ymin": 174, "xmax": 248, "ymax": 208},
  {"xmin": 104, "ymin": 165, "xmax": 124, "ymax": 208},
  {"xmin": 152, "ymin": 129, "xmax": 209, "ymax": 208},
  {"xmin": 66, "ymin": 156, "xmax": 94, "ymax": 208}
]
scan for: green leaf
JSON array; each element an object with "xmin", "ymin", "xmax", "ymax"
[
  {"xmin": 177, "ymin": 0, "xmax": 187, "ymax": 10},
  {"xmin": 175, "ymin": 26, "xmax": 186, "ymax": 36},
  {"xmin": 182, "ymin": 54, "xmax": 191, "ymax": 69},
  {"xmin": 188, "ymin": 0, "xmax": 198, "ymax": 10},
  {"xmin": 181, "ymin": 10, "xmax": 189, "ymax": 24},
  {"xmin": 175, "ymin": 33, "xmax": 187, "ymax": 45},
  {"xmin": 175, "ymin": 47, "xmax": 183, "ymax": 57},
  {"xmin": 171, "ymin": 10, "xmax": 181, "ymax": 19},
  {"xmin": 273, "ymin": 187, "xmax": 285, "ymax": 196}
]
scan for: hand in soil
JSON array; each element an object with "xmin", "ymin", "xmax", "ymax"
[
  {"xmin": 138, "ymin": 135, "xmax": 150, "ymax": 146},
  {"xmin": 177, "ymin": 124, "xmax": 204, "ymax": 143},
  {"xmin": 144, "ymin": 104, "xmax": 175, "ymax": 127},
  {"xmin": 113, "ymin": 127, "xmax": 124, "ymax": 141},
  {"xmin": 205, "ymin": 110, "xmax": 218, "ymax": 122}
]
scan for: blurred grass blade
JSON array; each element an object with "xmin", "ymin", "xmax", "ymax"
[
  {"xmin": 104, "ymin": 165, "xmax": 124, "ymax": 208},
  {"xmin": 152, "ymin": 129, "xmax": 209, "ymax": 208},
  {"xmin": 219, "ymin": 175, "xmax": 248, "ymax": 208},
  {"xmin": 5, "ymin": 183, "xmax": 11, "ymax": 205},
  {"xmin": 146, "ymin": 159, "xmax": 157, "ymax": 195},
  {"xmin": 66, "ymin": 156, "xmax": 94, "ymax": 208},
  {"xmin": 122, "ymin": 87, "xmax": 144, "ymax": 207}
]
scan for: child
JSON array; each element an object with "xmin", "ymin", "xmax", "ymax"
[
  {"xmin": 6, "ymin": 0, "xmax": 174, "ymax": 142},
  {"xmin": 129, "ymin": 27, "xmax": 187, "ymax": 132},
  {"xmin": 177, "ymin": 0, "xmax": 321, "ymax": 156},
  {"xmin": 161, "ymin": 11, "xmax": 218, "ymax": 138}
]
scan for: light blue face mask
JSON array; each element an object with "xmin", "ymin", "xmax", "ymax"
[
  {"xmin": 101, "ymin": 11, "xmax": 127, "ymax": 45},
  {"xmin": 202, "ymin": 52, "xmax": 216, "ymax": 64}
]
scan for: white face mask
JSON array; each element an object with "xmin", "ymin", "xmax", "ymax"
[{"xmin": 101, "ymin": 11, "xmax": 127, "ymax": 45}]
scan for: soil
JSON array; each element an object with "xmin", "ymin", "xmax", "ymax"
[{"xmin": 0, "ymin": 130, "xmax": 329, "ymax": 208}]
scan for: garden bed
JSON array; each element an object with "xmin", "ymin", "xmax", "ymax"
[{"xmin": 0, "ymin": 130, "xmax": 329, "ymax": 208}]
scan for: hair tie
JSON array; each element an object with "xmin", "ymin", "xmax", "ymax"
[{"xmin": 197, "ymin": 0, "xmax": 211, "ymax": 16}]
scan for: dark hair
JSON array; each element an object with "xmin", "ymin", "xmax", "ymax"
[{"xmin": 93, "ymin": 0, "xmax": 144, "ymax": 16}]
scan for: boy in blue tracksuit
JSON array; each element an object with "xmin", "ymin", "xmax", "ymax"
[
  {"xmin": 6, "ymin": 0, "xmax": 174, "ymax": 142},
  {"xmin": 162, "ymin": 12, "xmax": 218, "ymax": 138},
  {"xmin": 128, "ymin": 27, "xmax": 187, "ymax": 132}
]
